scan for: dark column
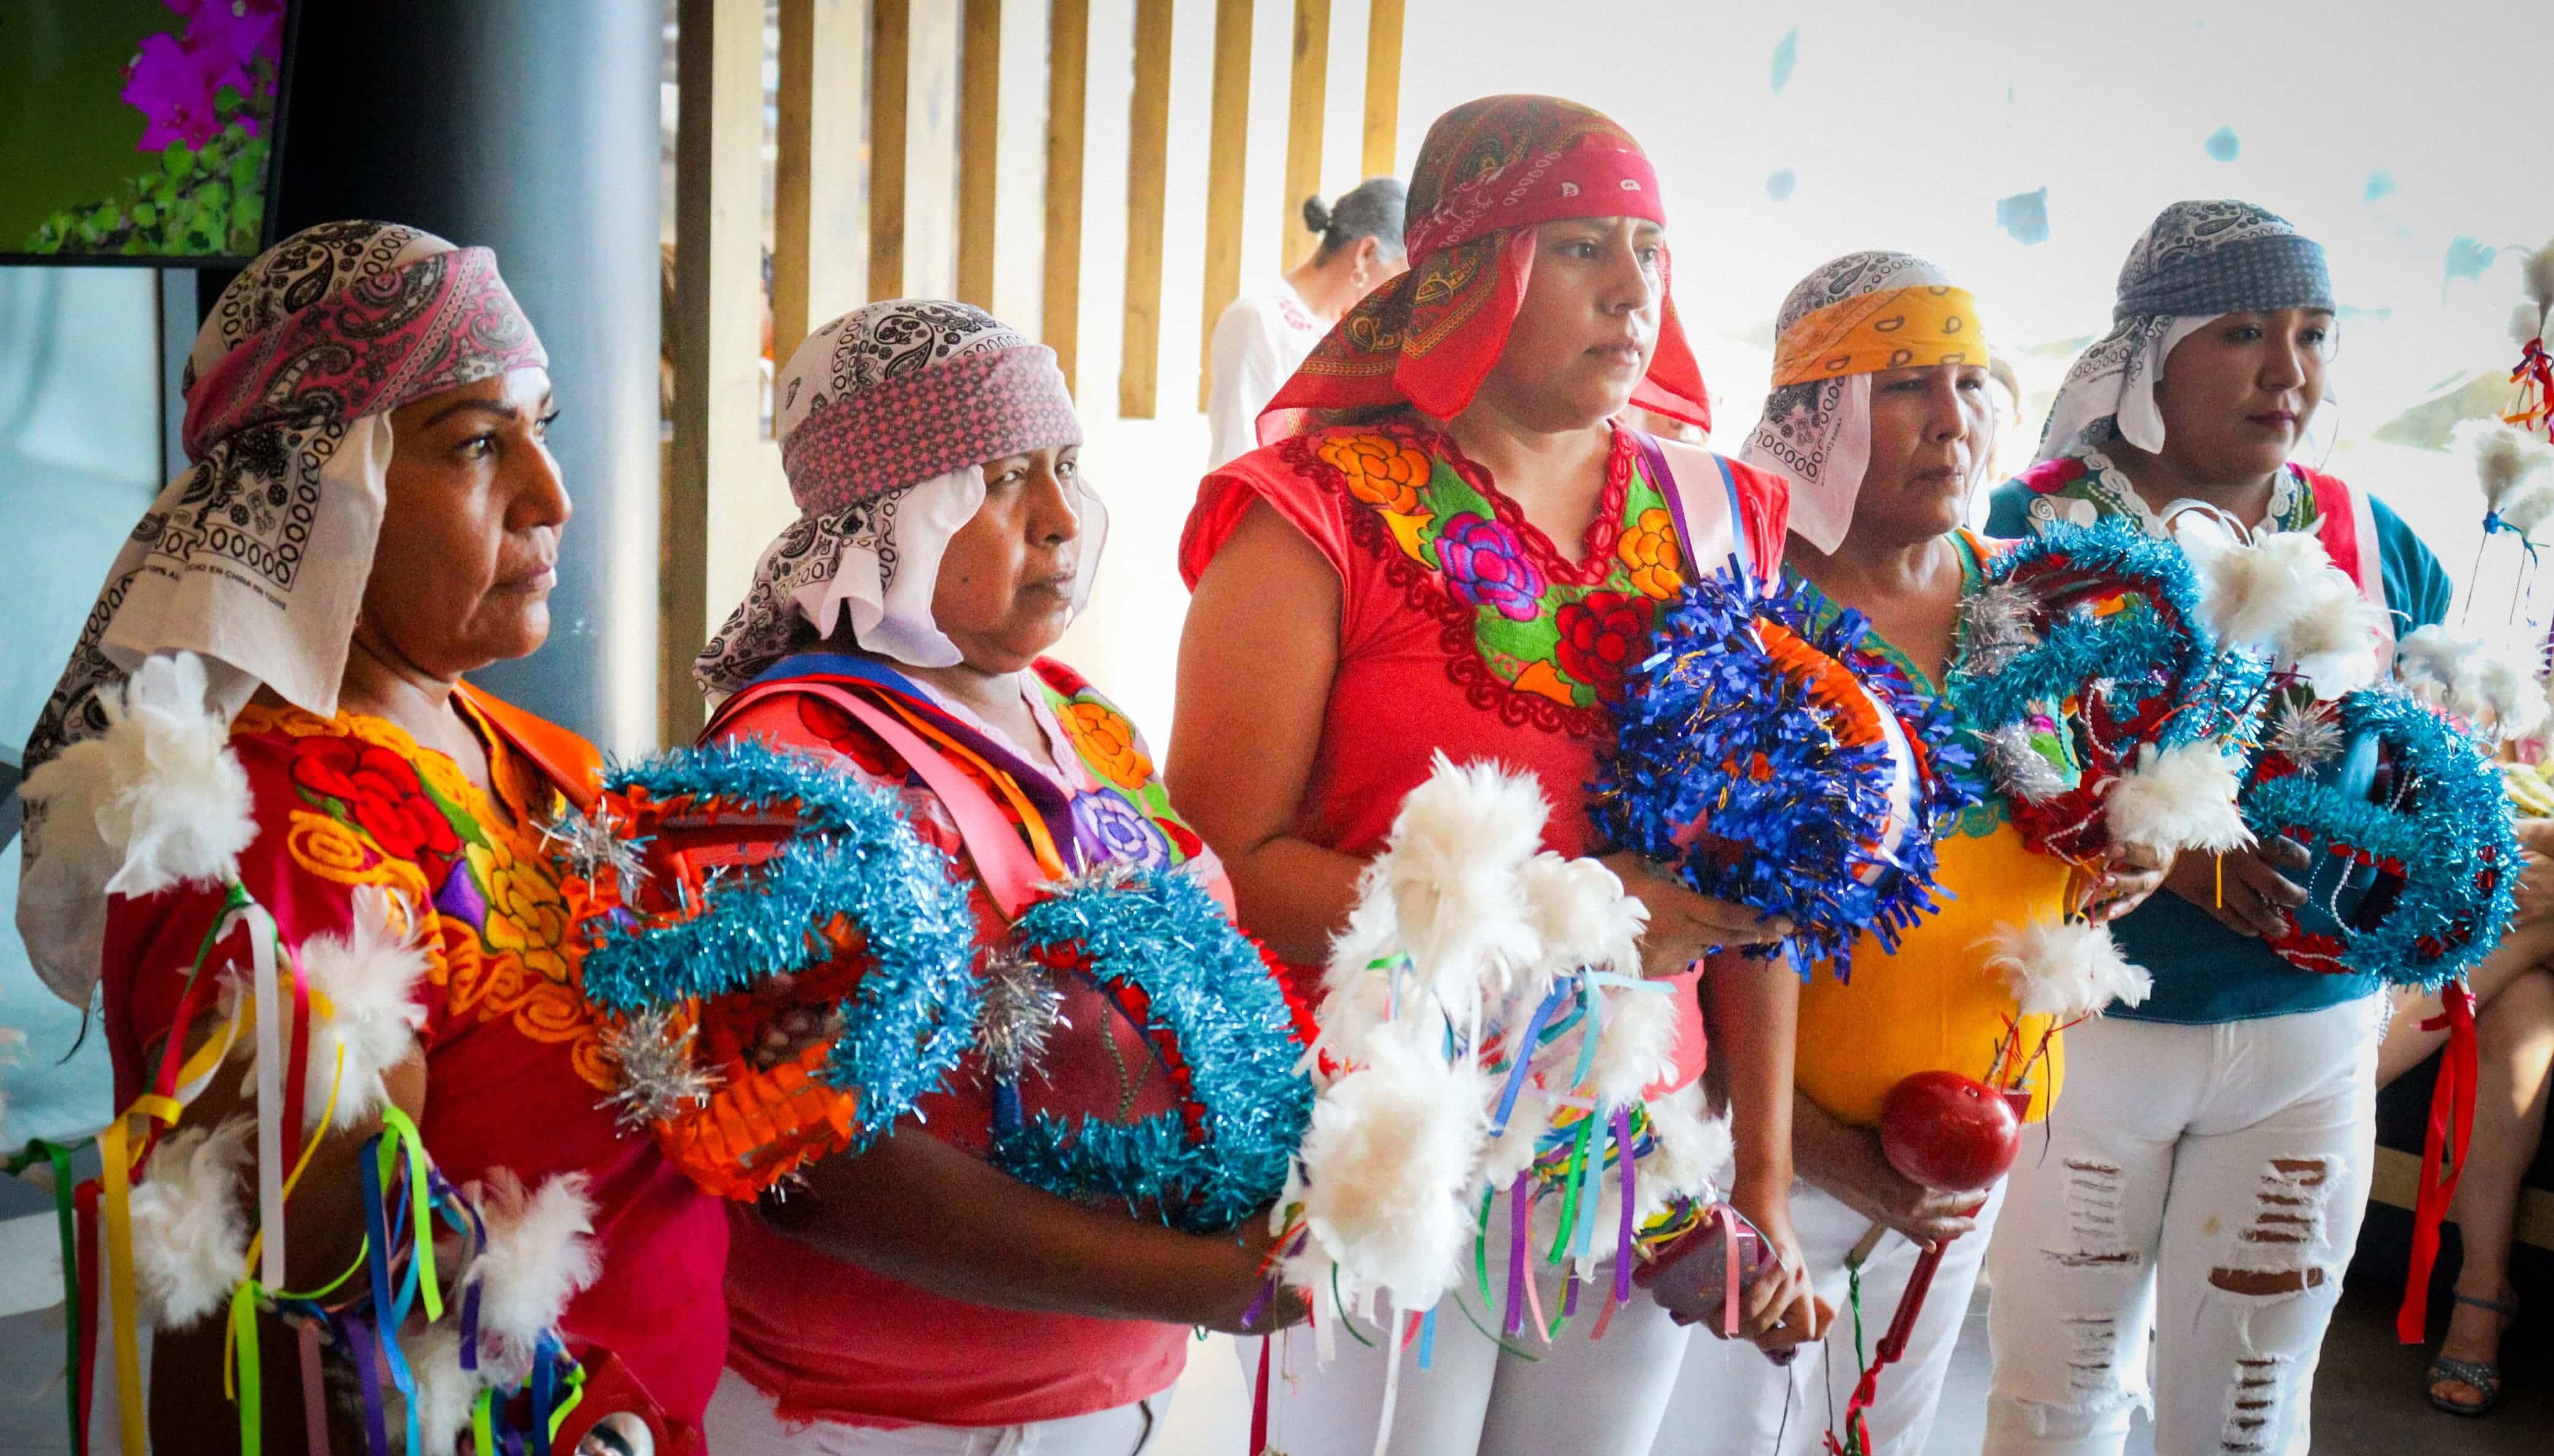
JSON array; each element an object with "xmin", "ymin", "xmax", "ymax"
[{"xmin": 275, "ymin": 0, "xmax": 663, "ymax": 753}]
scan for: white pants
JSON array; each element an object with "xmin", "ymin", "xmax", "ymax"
[
  {"xmin": 704, "ymin": 1368, "xmax": 1172, "ymax": 1456},
  {"xmin": 1247, "ymin": 1190, "xmax": 1694, "ymax": 1456},
  {"xmin": 1649, "ymin": 1178, "xmax": 2004, "ymax": 1456},
  {"xmin": 1984, "ymin": 998, "xmax": 2380, "ymax": 1456}
]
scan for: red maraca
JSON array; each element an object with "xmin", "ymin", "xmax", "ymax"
[
  {"xmin": 1879, "ymin": 1069, "xmax": 2024, "ymax": 1193},
  {"xmin": 1869, "ymin": 1072, "xmax": 2024, "ymax": 1365}
]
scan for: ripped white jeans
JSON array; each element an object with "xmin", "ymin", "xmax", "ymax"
[{"xmin": 1984, "ymin": 996, "xmax": 2380, "ymax": 1456}]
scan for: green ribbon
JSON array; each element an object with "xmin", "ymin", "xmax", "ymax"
[{"xmin": 7, "ymin": 1138, "xmax": 89, "ymax": 1454}]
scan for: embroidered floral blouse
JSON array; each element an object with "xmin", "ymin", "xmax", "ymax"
[
  {"xmin": 1179, "ymin": 418, "xmax": 1789, "ymax": 989},
  {"xmin": 96, "ymin": 696, "xmax": 730, "ymax": 1423}
]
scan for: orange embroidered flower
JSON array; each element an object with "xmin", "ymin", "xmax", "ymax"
[
  {"xmin": 1059, "ymin": 701, "xmax": 1154, "ymax": 791},
  {"xmin": 1618, "ymin": 507, "xmax": 1684, "ymax": 600},
  {"xmin": 467, "ymin": 835, "xmax": 575, "ymax": 984},
  {"xmin": 1318, "ymin": 432, "xmax": 1431, "ymax": 515}
]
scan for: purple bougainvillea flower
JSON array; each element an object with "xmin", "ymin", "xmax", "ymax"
[
  {"xmin": 1436, "ymin": 512, "xmax": 1547, "ymax": 622},
  {"xmin": 123, "ymin": 33, "xmax": 245, "ymax": 149},
  {"xmin": 185, "ymin": 0, "xmax": 288, "ymax": 70}
]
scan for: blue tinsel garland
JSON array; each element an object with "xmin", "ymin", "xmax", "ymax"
[
  {"xmin": 991, "ymin": 865, "xmax": 1314, "ymax": 1234},
  {"xmin": 1592, "ymin": 562, "xmax": 1976, "ymax": 979},
  {"xmin": 1945, "ymin": 518, "xmax": 2239, "ymax": 750},
  {"xmin": 2243, "ymin": 687, "xmax": 2519, "ymax": 989},
  {"xmin": 578, "ymin": 738, "xmax": 983, "ymax": 1150}
]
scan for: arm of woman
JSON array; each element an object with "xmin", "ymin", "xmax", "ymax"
[
  {"xmin": 1169, "ymin": 499, "xmax": 1368, "ymax": 964},
  {"xmin": 762, "ymin": 1126, "xmax": 1302, "ymax": 1334},
  {"xmin": 1700, "ymin": 951, "xmax": 1825, "ymax": 1345},
  {"xmin": 1790, "ymin": 1091, "xmax": 1977, "ymax": 1250}
]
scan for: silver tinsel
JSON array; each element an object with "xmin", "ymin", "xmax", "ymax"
[
  {"xmin": 976, "ymin": 949, "xmax": 1068, "ymax": 1083},
  {"xmin": 1982, "ymin": 721, "xmax": 2074, "ymax": 803},
  {"xmin": 2265, "ymin": 699, "xmax": 2346, "ymax": 773},
  {"xmin": 541, "ymin": 804, "xmax": 650, "ymax": 892},
  {"xmin": 596, "ymin": 1006, "xmax": 719, "ymax": 1130},
  {"xmin": 1960, "ymin": 579, "xmax": 2042, "ymax": 676}
]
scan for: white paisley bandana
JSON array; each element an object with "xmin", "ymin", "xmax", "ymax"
[
  {"xmin": 2036, "ymin": 200, "xmax": 2336, "ymax": 465},
  {"xmin": 693, "ymin": 300, "xmax": 1102, "ymax": 699}
]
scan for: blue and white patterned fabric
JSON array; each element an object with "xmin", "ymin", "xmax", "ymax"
[{"xmin": 2036, "ymin": 201, "xmax": 2336, "ymax": 464}]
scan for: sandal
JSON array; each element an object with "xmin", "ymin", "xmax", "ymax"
[{"xmin": 2426, "ymin": 1291, "xmax": 2519, "ymax": 1417}]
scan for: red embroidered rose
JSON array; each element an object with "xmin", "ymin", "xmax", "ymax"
[
  {"xmin": 796, "ymin": 695, "xmax": 905, "ymax": 779},
  {"xmin": 1152, "ymin": 814, "xmax": 1204, "ymax": 860},
  {"xmin": 1554, "ymin": 589, "xmax": 1649, "ymax": 702},
  {"xmin": 290, "ymin": 736, "xmax": 461, "ymax": 862}
]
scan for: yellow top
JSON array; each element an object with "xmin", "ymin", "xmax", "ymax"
[{"xmin": 1788, "ymin": 532, "xmax": 2069, "ymax": 1128}]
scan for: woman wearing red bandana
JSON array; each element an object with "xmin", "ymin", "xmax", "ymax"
[{"xmin": 1172, "ymin": 95, "xmax": 1814, "ymax": 1454}]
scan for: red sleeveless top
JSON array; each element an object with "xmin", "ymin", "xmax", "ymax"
[{"xmin": 1180, "ymin": 419, "xmax": 1788, "ymax": 1053}]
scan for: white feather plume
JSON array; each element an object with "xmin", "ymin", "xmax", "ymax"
[
  {"xmin": 2502, "ymin": 482, "xmax": 2554, "ymax": 537},
  {"xmin": 463, "ymin": 1169, "xmax": 602, "ymax": 1358},
  {"xmin": 1283, "ymin": 1018, "xmax": 1489, "ymax": 1311},
  {"xmin": 2278, "ymin": 577, "xmax": 2392, "ymax": 701},
  {"xmin": 26, "ymin": 653, "xmax": 255, "ymax": 900},
  {"xmin": 1983, "ymin": 915, "xmax": 2152, "ymax": 1021},
  {"xmin": 2525, "ymin": 239, "xmax": 2554, "ymax": 316},
  {"xmin": 1584, "ymin": 981, "xmax": 1681, "ymax": 1107},
  {"xmin": 402, "ymin": 1322, "xmax": 489, "ymax": 1456},
  {"xmin": 2461, "ymin": 418, "xmax": 2554, "ymax": 515},
  {"xmin": 17, "ymin": 653, "xmax": 256, "ymax": 1004},
  {"xmin": 2516, "ymin": 301, "xmax": 2549, "ymax": 350},
  {"xmin": 1637, "ymin": 1082, "xmax": 1734, "ymax": 1206},
  {"xmin": 128, "ymin": 1116, "xmax": 252, "ymax": 1329},
  {"xmin": 1374, "ymin": 754, "xmax": 1549, "ymax": 995},
  {"xmin": 2181, "ymin": 529, "xmax": 2337, "ymax": 652},
  {"xmin": 1474, "ymin": 1086, "xmax": 1552, "ymax": 1190},
  {"xmin": 294, "ymin": 886, "xmax": 430, "ymax": 1128},
  {"xmin": 2107, "ymin": 741, "xmax": 2252, "ymax": 854},
  {"xmin": 2393, "ymin": 623, "xmax": 2550, "ymax": 741},
  {"xmin": 1514, "ymin": 851, "xmax": 1646, "ymax": 984}
]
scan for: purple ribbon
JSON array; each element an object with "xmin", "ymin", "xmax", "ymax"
[
  {"xmin": 1614, "ymin": 1106, "xmax": 1639, "ymax": 1305},
  {"xmin": 341, "ymin": 1315, "xmax": 391, "ymax": 1456}
]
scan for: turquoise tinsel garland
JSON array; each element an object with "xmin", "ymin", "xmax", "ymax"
[
  {"xmin": 2244, "ymin": 687, "xmax": 2518, "ymax": 989},
  {"xmin": 578, "ymin": 738, "xmax": 983, "ymax": 1150},
  {"xmin": 991, "ymin": 865, "xmax": 1314, "ymax": 1234}
]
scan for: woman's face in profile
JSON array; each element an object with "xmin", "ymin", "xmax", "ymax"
[
  {"xmin": 365, "ymin": 367, "xmax": 570, "ymax": 679},
  {"xmin": 929, "ymin": 445, "xmax": 1090, "ymax": 674}
]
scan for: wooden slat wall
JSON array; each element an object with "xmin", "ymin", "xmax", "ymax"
[
  {"xmin": 1194, "ymin": 0, "xmax": 1253, "ymax": 411},
  {"xmin": 774, "ymin": 0, "xmax": 870, "ymax": 368},
  {"xmin": 666, "ymin": 0, "xmax": 766, "ymax": 743},
  {"xmin": 1041, "ymin": 0, "xmax": 1090, "ymax": 394},
  {"xmin": 1361, "ymin": 0, "xmax": 1404, "ymax": 177},
  {"xmin": 955, "ymin": 0, "xmax": 1002, "ymax": 308},
  {"xmin": 1116, "ymin": 0, "xmax": 1174, "ymax": 419},
  {"xmin": 1279, "ymin": 0, "xmax": 1329, "ymax": 270},
  {"xmin": 868, "ymin": 0, "xmax": 911, "ymax": 302}
]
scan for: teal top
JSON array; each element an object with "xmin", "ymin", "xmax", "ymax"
[{"xmin": 1981, "ymin": 453, "xmax": 2453, "ymax": 1025}]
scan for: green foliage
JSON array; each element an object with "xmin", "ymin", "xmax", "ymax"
[{"xmin": 23, "ymin": 119, "xmax": 271, "ymax": 259}]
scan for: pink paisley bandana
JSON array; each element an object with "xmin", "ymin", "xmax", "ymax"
[
  {"xmin": 182, "ymin": 243, "xmax": 544, "ymax": 457},
  {"xmin": 779, "ymin": 340, "xmax": 1082, "ymax": 515},
  {"xmin": 698, "ymin": 300, "xmax": 1100, "ymax": 696}
]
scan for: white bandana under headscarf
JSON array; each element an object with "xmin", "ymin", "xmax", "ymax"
[
  {"xmin": 2036, "ymin": 200, "xmax": 2337, "ymax": 465},
  {"xmin": 1740, "ymin": 252, "xmax": 1980, "ymax": 551},
  {"xmin": 694, "ymin": 300, "xmax": 1100, "ymax": 700}
]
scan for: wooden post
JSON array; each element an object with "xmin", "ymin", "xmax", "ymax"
[
  {"xmin": 1041, "ymin": 0, "xmax": 1089, "ymax": 395},
  {"xmin": 956, "ymin": 0, "xmax": 1002, "ymax": 308},
  {"xmin": 775, "ymin": 0, "xmax": 870, "ymax": 369},
  {"xmin": 869, "ymin": 0, "xmax": 911, "ymax": 302},
  {"xmin": 1361, "ymin": 0, "xmax": 1404, "ymax": 178},
  {"xmin": 1117, "ymin": 0, "xmax": 1174, "ymax": 419},
  {"xmin": 1195, "ymin": 0, "xmax": 1252, "ymax": 411},
  {"xmin": 1279, "ymin": 0, "xmax": 1329, "ymax": 270},
  {"xmin": 667, "ymin": 0, "xmax": 765, "ymax": 742}
]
